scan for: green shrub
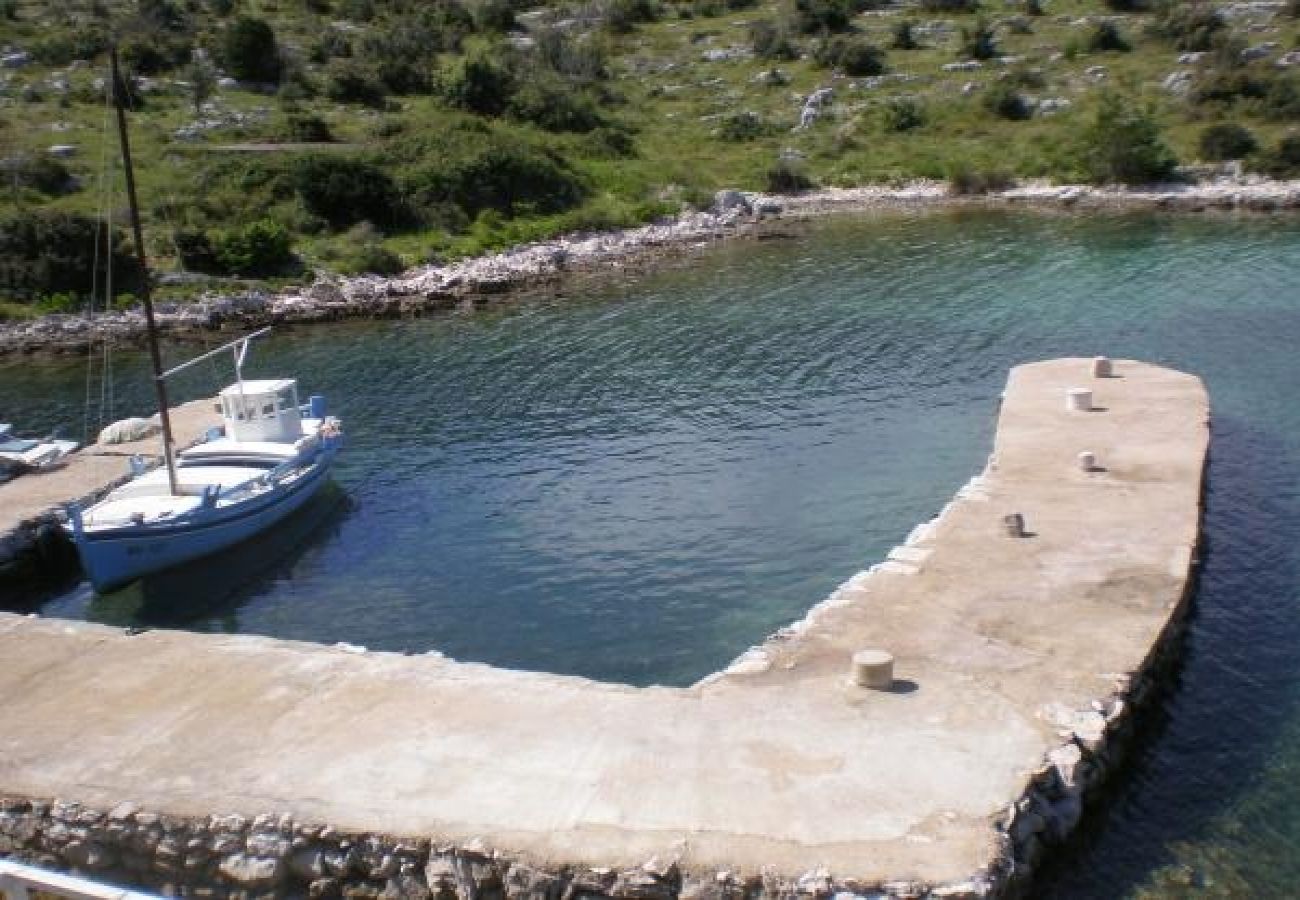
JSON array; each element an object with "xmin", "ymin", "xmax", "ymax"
[
  {"xmin": 1103, "ymin": 0, "xmax": 1146, "ymax": 10},
  {"xmin": 507, "ymin": 80, "xmax": 605, "ymax": 132},
  {"xmin": 765, "ymin": 159, "xmax": 813, "ymax": 193},
  {"xmin": 1022, "ymin": 0, "xmax": 1043, "ymax": 16},
  {"xmin": 983, "ymin": 81, "xmax": 1030, "ymax": 120},
  {"xmin": 213, "ymin": 220, "xmax": 294, "ymax": 276},
  {"xmin": 2, "ymin": 155, "xmax": 77, "ymax": 196},
  {"xmin": 534, "ymin": 28, "xmax": 610, "ymax": 79},
  {"xmin": 120, "ymin": 33, "xmax": 193, "ymax": 74},
  {"xmin": 891, "ymin": 21, "xmax": 918, "ymax": 50},
  {"xmin": 814, "ymin": 36, "xmax": 887, "ymax": 75},
  {"xmin": 291, "ymin": 156, "xmax": 408, "ymax": 230},
  {"xmin": 0, "ymin": 212, "xmax": 144, "ymax": 303},
  {"xmin": 1249, "ymin": 133, "xmax": 1300, "ymax": 176},
  {"xmin": 1076, "ymin": 92, "xmax": 1177, "ymax": 184},
  {"xmin": 222, "ymin": 16, "xmax": 282, "ymax": 83},
  {"xmin": 438, "ymin": 49, "xmax": 517, "ymax": 115},
  {"xmin": 959, "ymin": 19, "xmax": 997, "ymax": 60},
  {"xmin": 1086, "ymin": 22, "xmax": 1130, "ymax": 53},
  {"xmin": 603, "ymin": 0, "xmax": 660, "ymax": 33},
  {"xmin": 792, "ymin": 0, "xmax": 854, "ymax": 34},
  {"xmin": 718, "ymin": 111, "xmax": 771, "ymax": 141},
  {"xmin": 310, "ymin": 29, "xmax": 353, "ymax": 64},
  {"xmin": 472, "ymin": 0, "xmax": 517, "ymax": 32},
  {"xmin": 880, "ymin": 96, "xmax": 925, "ymax": 131},
  {"xmin": 283, "ymin": 114, "xmax": 334, "ymax": 143},
  {"xmin": 173, "ymin": 227, "xmax": 221, "ymax": 273},
  {"xmin": 397, "ymin": 127, "xmax": 587, "ymax": 222},
  {"xmin": 1148, "ymin": 2, "xmax": 1223, "ymax": 52},
  {"xmin": 920, "ymin": 0, "xmax": 978, "ymax": 11},
  {"xmin": 30, "ymin": 28, "xmax": 111, "ymax": 66},
  {"xmin": 947, "ymin": 165, "xmax": 1014, "ymax": 194},
  {"xmin": 750, "ymin": 20, "xmax": 799, "ymax": 60},
  {"xmin": 325, "ymin": 60, "xmax": 389, "ymax": 108},
  {"xmin": 1198, "ymin": 123, "xmax": 1257, "ymax": 160},
  {"xmin": 337, "ymin": 0, "xmax": 375, "ymax": 20},
  {"xmin": 584, "ymin": 125, "xmax": 637, "ymax": 158}
]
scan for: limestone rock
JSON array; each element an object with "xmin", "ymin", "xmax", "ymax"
[{"xmin": 218, "ymin": 853, "xmax": 285, "ymax": 888}]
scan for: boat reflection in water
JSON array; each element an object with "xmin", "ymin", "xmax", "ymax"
[{"xmin": 86, "ymin": 483, "xmax": 349, "ymax": 631}]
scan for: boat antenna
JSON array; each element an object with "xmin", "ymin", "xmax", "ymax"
[{"xmin": 110, "ymin": 47, "xmax": 180, "ymax": 496}]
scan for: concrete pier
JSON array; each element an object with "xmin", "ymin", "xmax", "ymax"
[{"xmin": 0, "ymin": 359, "xmax": 1209, "ymax": 896}]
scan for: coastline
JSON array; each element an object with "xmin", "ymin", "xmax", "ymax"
[{"xmin": 3, "ymin": 174, "xmax": 1299, "ymax": 356}]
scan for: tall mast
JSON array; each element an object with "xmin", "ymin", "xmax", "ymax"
[{"xmin": 110, "ymin": 48, "xmax": 179, "ymax": 496}]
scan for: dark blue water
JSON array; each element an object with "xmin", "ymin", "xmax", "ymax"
[{"xmin": 1, "ymin": 209, "xmax": 1298, "ymax": 895}]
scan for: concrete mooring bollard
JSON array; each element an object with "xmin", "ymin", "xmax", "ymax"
[
  {"xmin": 1003, "ymin": 512, "xmax": 1026, "ymax": 537},
  {"xmin": 1066, "ymin": 388, "xmax": 1093, "ymax": 412},
  {"xmin": 1078, "ymin": 450, "xmax": 1097, "ymax": 471},
  {"xmin": 850, "ymin": 649, "xmax": 895, "ymax": 689},
  {"xmin": 1091, "ymin": 356, "xmax": 1113, "ymax": 378}
]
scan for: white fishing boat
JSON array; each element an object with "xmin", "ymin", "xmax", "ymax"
[
  {"xmin": 62, "ymin": 51, "xmax": 343, "ymax": 593},
  {"xmin": 65, "ymin": 330, "xmax": 343, "ymax": 592}
]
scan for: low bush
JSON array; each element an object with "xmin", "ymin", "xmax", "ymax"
[
  {"xmin": 792, "ymin": 0, "xmax": 855, "ymax": 34},
  {"xmin": 765, "ymin": 159, "xmax": 814, "ymax": 193},
  {"xmin": 946, "ymin": 165, "xmax": 1014, "ymax": 194},
  {"xmin": 718, "ymin": 110, "xmax": 771, "ymax": 141},
  {"xmin": 221, "ymin": 16, "xmax": 282, "ymax": 83},
  {"xmin": 1076, "ymin": 92, "xmax": 1178, "ymax": 184},
  {"xmin": 507, "ymin": 80, "xmax": 605, "ymax": 132},
  {"xmin": 283, "ymin": 114, "xmax": 334, "ymax": 143},
  {"xmin": 2, "ymin": 155, "xmax": 76, "ymax": 196},
  {"xmin": 1198, "ymin": 123, "xmax": 1257, "ymax": 160},
  {"xmin": 438, "ymin": 48, "xmax": 517, "ymax": 116},
  {"xmin": 959, "ymin": 20, "xmax": 998, "ymax": 60},
  {"xmin": 1148, "ymin": 2, "xmax": 1223, "ymax": 52},
  {"xmin": 983, "ymin": 81, "xmax": 1031, "ymax": 120},
  {"xmin": 325, "ymin": 60, "xmax": 388, "ymax": 108},
  {"xmin": 291, "ymin": 156, "xmax": 409, "ymax": 230},
  {"xmin": 0, "ymin": 212, "xmax": 144, "ymax": 303},
  {"xmin": 920, "ymin": 0, "xmax": 979, "ymax": 12},
  {"xmin": 880, "ymin": 96, "xmax": 925, "ymax": 131},
  {"xmin": 814, "ymin": 36, "xmax": 887, "ymax": 76},
  {"xmin": 603, "ymin": 0, "xmax": 660, "ymax": 33},
  {"xmin": 1086, "ymin": 22, "xmax": 1130, "ymax": 53},
  {"xmin": 891, "ymin": 21, "xmax": 918, "ymax": 50},
  {"xmin": 213, "ymin": 220, "xmax": 294, "ymax": 276},
  {"xmin": 750, "ymin": 20, "xmax": 799, "ymax": 60},
  {"xmin": 400, "ymin": 129, "xmax": 587, "ymax": 221},
  {"xmin": 1249, "ymin": 133, "xmax": 1300, "ymax": 176}
]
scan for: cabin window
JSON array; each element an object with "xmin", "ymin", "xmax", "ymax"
[{"xmin": 276, "ymin": 388, "xmax": 294, "ymax": 412}]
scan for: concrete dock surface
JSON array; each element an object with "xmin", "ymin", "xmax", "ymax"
[
  {"xmin": 0, "ymin": 398, "xmax": 220, "ymax": 536},
  {"xmin": 0, "ymin": 359, "xmax": 1208, "ymax": 886}
]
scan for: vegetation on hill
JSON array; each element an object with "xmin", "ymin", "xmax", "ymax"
[{"xmin": 0, "ymin": 0, "xmax": 1298, "ymax": 312}]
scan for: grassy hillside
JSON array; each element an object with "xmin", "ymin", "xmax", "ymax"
[{"xmin": 0, "ymin": 0, "xmax": 1298, "ymax": 313}]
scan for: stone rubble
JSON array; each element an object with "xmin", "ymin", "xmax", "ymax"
[{"xmin": 3, "ymin": 177, "xmax": 1300, "ymax": 356}]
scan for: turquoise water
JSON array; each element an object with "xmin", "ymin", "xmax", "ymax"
[{"xmin": 1, "ymin": 209, "xmax": 1298, "ymax": 895}]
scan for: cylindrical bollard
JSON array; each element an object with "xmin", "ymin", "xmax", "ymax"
[
  {"xmin": 851, "ymin": 649, "xmax": 895, "ymax": 689},
  {"xmin": 1003, "ymin": 512, "xmax": 1025, "ymax": 537},
  {"xmin": 1067, "ymin": 388, "xmax": 1093, "ymax": 412},
  {"xmin": 1078, "ymin": 450, "xmax": 1097, "ymax": 471},
  {"xmin": 1091, "ymin": 356, "xmax": 1112, "ymax": 378}
]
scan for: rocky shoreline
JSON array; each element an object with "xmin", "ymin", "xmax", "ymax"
[{"xmin": 3, "ymin": 175, "xmax": 1299, "ymax": 356}]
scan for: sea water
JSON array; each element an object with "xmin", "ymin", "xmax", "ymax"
[{"xmin": 1, "ymin": 209, "xmax": 1297, "ymax": 896}]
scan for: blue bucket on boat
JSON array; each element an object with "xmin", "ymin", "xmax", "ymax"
[{"xmin": 308, "ymin": 395, "xmax": 327, "ymax": 418}]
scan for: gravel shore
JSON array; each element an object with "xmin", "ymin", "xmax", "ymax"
[{"xmin": 3, "ymin": 175, "xmax": 1298, "ymax": 355}]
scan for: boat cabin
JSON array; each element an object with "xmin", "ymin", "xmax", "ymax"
[{"xmin": 218, "ymin": 379, "xmax": 302, "ymax": 444}]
